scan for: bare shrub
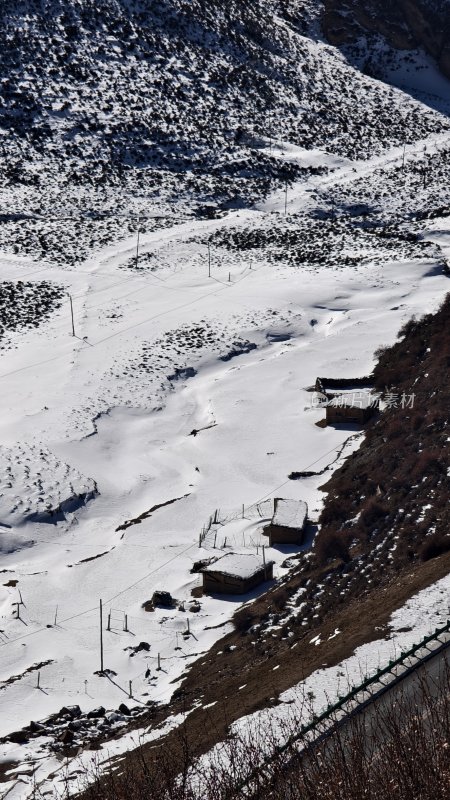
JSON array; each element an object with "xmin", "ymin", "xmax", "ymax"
[
  {"xmin": 314, "ymin": 530, "xmax": 350, "ymax": 565},
  {"xmin": 319, "ymin": 495, "xmax": 351, "ymax": 526},
  {"xmin": 412, "ymin": 449, "xmax": 444, "ymax": 479},
  {"xmin": 233, "ymin": 608, "xmax": 257, "ymax": 634},
  {"xmin": 359, "ymin": 499, "xmax": 388, "ymax": 531},
  {"xmin": 61, "ymin": 660, "xmax": 450, "ymax": 800},
  {"xmin": 420, "ymin": 533, "xmax": 450, "ymax": 561}
]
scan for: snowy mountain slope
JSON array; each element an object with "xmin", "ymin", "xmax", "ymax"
[
  {"xmin": 0, "ymin": 139, "xmax": 450, "ymax": 796},
  {"xmin": 0, "ymin": 443, "xmax": 97, "ymax": 535},
  {"xmin": 322, "ymin": 0, "xmax": 450, "ymax": 116},
  {"xmin": 0, "ymin": 281, "xmax": 64, "ymax": 344},
  {"xmin": 323, "ymin": 0, "xmax": 450, "ymax": 79},
  {"xmin": 2, "ymin": 3, "xmax": 450, "ymax": 795},
  {"xmin": 0, "ymin": 0, "xmax": 449, "ymax": 266}
]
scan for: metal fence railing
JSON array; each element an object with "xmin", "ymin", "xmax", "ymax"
[{"xmin": 236, "ymin": 619, "xmax": 450, "ymax": 795}]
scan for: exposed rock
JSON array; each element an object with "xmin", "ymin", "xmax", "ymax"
[
  {"xmin": 323, "ymin": 0, "xmax": 450, "ymax": 80},
  {"xmin": 68, "ymin": 720, "xmax": 84, "ymax": 732},
  {"xmin": 134, "ymin": 641, "xmax": 151, "ymax": 653},
  {"xmin": 150, "ymin": 591, "xmax": 175, "ymax": 608},
  {"xmin": 87, "ymin": 707, "xmax": 106, "ymax": 719},
  {"xmin": 29, "ymin": 720, "xmax": 46, "ymax": 734},
  {"xmin": 59, "ymin": 729, "xmax": 74, "ymax": 745},
  {"xmin": 219, "ymin": 341, "xmax": 257, "ymax": 362},
  {"xmin": 59, "ymin": 705, "xmax": 81, "ymax": 719},
  {"xmin": 9, "ymin": 729, "xmax": 29, "ymax": 744},
  {"xmin": 105, "ymin": 711, "xmax": 125, "ymax": 724}
]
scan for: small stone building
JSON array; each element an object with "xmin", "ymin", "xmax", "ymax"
[
  {"xmin": 201, "ymin": 553, "xmax": 274, "ymax": 595},
  {"xmin": 265, "ymin": 498, "xmax": 308, "ymax": 546},
  {"xmin": 326, "ymin": 394, "xmax": 378, "ymax": 425}
]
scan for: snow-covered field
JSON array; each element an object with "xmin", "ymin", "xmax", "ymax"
[{"xmin": 1, "ymin": 138, "xmax": 450, "ymax": 797}]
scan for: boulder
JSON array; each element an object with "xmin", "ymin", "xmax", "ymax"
[
  {"xmin": 68, "ymin": 720, "xmax": 83, "ymax": 732},
  {"xmin": 29, "ymin": 720, "xmax": 46, "ymax": 734},
  {"xmin": 9, "ymin": 729, "xmax": 29, "ymax": 744},
  {"xmin": 59, "ymin": 729, "xmax": 74, "ymax": 745},
  {"xmin": 105, "ymin": 712, "xmax": 124, "ymax": 724},
  {"xmin": 59, "ymin": 705, "xmax": 81, "ymax": 719},
  {"xmin": 151, "ymin": 591, "xmax": 174, "ymax": 608},
  {"xmin": 87, "ymin": 706, "xmax": 105, "ymax": 719},
  {"xmin": 136, "ymin": 641, "xmax": 150, "ymax": 653}
]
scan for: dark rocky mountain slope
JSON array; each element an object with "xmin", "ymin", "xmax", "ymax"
[
  {"xmin": 0, "ymin": 0, "xmax": 447, "ymax": 221},
  {"xmin": 323, "ymin": 0, "xmax": 450, "ymax": 79}
]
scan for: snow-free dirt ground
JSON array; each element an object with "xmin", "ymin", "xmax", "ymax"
[{"xmin": 1, "ymin": 135, "xmax": 450, "ymax": 797}]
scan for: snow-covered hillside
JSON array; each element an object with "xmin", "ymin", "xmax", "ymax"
[
  {"xmin": 1, "ymin": 134, "xmax": 450, "ymax": 796},
  {"xmin": 1, "ymin": 2, "xmax": 450, "ymax": 796},
  {"xmin": 0, "ymin": 0, "xmax": 449, "ymax": 261}
]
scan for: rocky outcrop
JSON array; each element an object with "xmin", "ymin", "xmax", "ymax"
[
  {"xmin": 323, "ymin": 0, "xmax": 450, "ymax": 79},
  {"xmin": 2, "ymin": 701, "xmax": 152, "ymax": 753}
]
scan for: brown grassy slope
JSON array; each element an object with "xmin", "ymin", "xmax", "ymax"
[
  {"xmin": 78, "ymin": 550, "xmax": 450, "ymax": 800},
  {"xmin": 316, "ymin": 292, "xmax": 450, "ymax": 567}
]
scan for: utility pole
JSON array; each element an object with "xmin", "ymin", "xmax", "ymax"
[
  {"xmin": 402, "ymin": 143, "xmax": 406, "ymax": 172},
  {"xmin": 268, "ymin": 109, "xmax": 272, "ymax": 153},
  {"xmin": 208, "ymin": 242, "xmax": 211, "ymax": 278},
  {"xmin": 99, "ymin": 599, "xmax": 104, "ymax": 674},
  {"xmin": 135, "ymin": 221, "xmax": 141, "ymax": 270},
  {"xmin": 68, "ymin": 294, "xmax": 75, "ymax": 337},
  {"xmin": 331, "ymin": 200, "xmax": 336, "ymax": 224},
  {"xmin": 284, "ymin": 181, "xmax": 288, "ymax": 216}
]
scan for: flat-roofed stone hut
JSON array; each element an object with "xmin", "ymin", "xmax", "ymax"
[
  {"xmin": 201, "ymin": 553, "xmax": 274, "ymax": 595},
  {"xmin": 265, "ymin": 498, "xmax": 308, "ymax": 546},
  {"xmin": 326, "ymin": 394, "xmax": 378, "ymax": 425}
]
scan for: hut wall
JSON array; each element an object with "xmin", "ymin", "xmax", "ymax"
[
  {"xmin": 326, "ymin": 406, "xmax": 376, "ymax": 425},
  {"xmin": 202, "ymin": 564, "xmax": 273, "ymax": 595},
  {"xmin": 266, "ymin": 524, "xmax": 305, "ymax": 546}
]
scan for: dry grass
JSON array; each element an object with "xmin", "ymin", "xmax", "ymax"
[{"xmin": 50, "ymin": 655, "xmax": 450, "ymax": 799}]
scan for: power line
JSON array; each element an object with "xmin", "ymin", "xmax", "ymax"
[
  {"xmin": 0, "ymin": 541, "xmax": 198, "ymax": 648},
  {"xmin": 0, "ymin": 436, "xmax": 359, "ymax": 650},
  {"xmin": 0, "ymin": 275, "xmax": 229, "ymax": 380},
  {"xmin": 0, "ymin": 245, "xmax": 266, "ymax": 381}
]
